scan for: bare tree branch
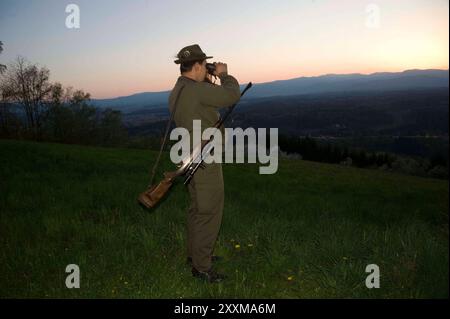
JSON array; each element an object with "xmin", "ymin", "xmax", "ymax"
[{"xmin": 0, "ymin": 56, "xmax": 53, "ymax": 138}]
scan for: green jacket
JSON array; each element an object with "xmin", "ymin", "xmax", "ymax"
[{"xmin": 168, "ymin": 73, "xmax": 240, "ymax": 140}]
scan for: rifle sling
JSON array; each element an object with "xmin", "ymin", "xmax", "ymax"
[{"xmin": 148, "ymin": 84, "xmax": 185, "ymax": 188}]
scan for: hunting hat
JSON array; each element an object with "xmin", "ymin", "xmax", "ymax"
[{"xmin": 174, "ymin": 44, "xmax": 213, "ymax": 64}]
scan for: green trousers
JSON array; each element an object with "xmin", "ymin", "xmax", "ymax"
[{"xmin": 186, "ymin": 162, "xmax": 224, "ymax": 272}]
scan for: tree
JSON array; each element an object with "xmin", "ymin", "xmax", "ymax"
[
  {"xmin": 43, "ymin": 83, "xmax": 75, "ymax": 142},
  {"xmin": 68, "ymin": 89, "xmax": 96, "ymax": 144},
  {"xmin": 43, "ymin": 84, "xmax": 97, "ymax": 144},
  {"xmin": 0, "ymin": 41, "xmax": 6, "ymax": 74},
  {"xmin": 0, "ymin": 56, "xmax": 53, "ymax": 139},
  {"xmin": 0, "ymin": 41, "xmax": 19, "ymax": 136},
  {"xmin": 0, "ymin": 83, "xmax": 21, "ymax": 137},
  {"xmin": 98, "ymin": 108, "xmax": 128, "ymax": 146}
]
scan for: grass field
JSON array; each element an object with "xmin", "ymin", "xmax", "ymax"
[{"xmin": 0, "ymin": 139, "xmax": 448, "ymax": 298}]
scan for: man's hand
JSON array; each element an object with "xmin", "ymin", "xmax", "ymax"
[
  {"xmin": 204, "ymin": 73, "xmax": 214, "ymax": 84},
  {"xmin": 213, "ymin": 62, "xmax": 228, "ymax": 76}
]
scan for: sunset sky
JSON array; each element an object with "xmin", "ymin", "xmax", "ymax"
[{"xmin": 0, "ymin": 0, "xmax": 448, "ymax": 99}]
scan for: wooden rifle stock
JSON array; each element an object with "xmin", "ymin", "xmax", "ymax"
[{"xmin": 138, "ymin": 171, "xmax": 179, "ymax": 208}]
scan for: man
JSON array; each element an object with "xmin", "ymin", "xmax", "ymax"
[{"xmin": 168, "ymin": 44, "xmax": 240, "ymax": 283}]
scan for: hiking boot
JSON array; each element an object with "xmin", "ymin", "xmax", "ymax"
[
  {"xmin": 191, "ymin": 267, "xmax": 227, "ymax": 283},
  {"xmin": 186, "ymin": 255, "xmax": 223, "ymax": 266}
]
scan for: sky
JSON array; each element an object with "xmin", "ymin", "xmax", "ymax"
[{"xmin": 0, "ymin": 0, "xmax": 448, "ymax": 99}]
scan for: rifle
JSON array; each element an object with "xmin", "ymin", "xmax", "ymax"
[{"xmin": 138, "ymin": 82, "xmax": 253, "ymax": 209}]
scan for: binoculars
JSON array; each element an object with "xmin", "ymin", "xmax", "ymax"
[{"xmin": 206, "ymin": 63, "xmax": 216, "ymax": 75}]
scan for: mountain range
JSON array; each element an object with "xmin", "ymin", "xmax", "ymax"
[{"xmin": 91, "ymin": 69, "xmax": 449, "ymax": 113}]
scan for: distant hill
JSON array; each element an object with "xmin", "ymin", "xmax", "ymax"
[
  {"xmin": 91, "ymin": 69, "xmax": 449, "ymax": 113},
  {"xmin": 91, "ymin": 91, "xmax": 170, "ymax": 113},
  {"xmin": 245, "ymin": 69, "xmax": 449, "ymax": 98}
]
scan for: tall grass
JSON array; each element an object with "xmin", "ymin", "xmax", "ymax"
[{"xmin": 0, "ymin": 139, "xmax": 448, "ymax": 298}]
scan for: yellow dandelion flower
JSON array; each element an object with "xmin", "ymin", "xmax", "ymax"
[
  {"xmin": 287, "ymin": 276, "xmax": 294, "ymax": 281},
  {"xmin": 235, "ymin": 244, "xmax": 240, "ymax": 249}
]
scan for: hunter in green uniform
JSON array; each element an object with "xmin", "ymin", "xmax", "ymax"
[{"xmin": 168, "ymin": 44, "xmax": 240, "ymax": 283}]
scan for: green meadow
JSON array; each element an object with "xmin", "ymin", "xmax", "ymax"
[{"xmin": 0, "ymin": 139, "xmax": 448, "ymax": 298}]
